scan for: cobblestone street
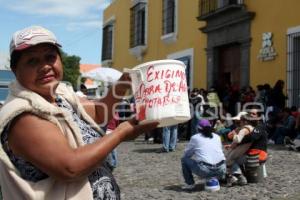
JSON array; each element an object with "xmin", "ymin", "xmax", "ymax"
[{"xmin": 114, "ymin": 138, "xmax": 300, "ymax": 200}]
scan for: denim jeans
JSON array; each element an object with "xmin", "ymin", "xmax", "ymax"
[
  {"xmin": 162, "ymin": 125, "xmax": 178, "ymax": 151},
  {"xmin": 110, "ymin": 149, "xmax": 118, "ymax": 168},
  {"xmin": 181, "ymin": 156, "xmax": 226, "ymax": 185},
  {"xmin": 272, "ymin": 127, "xmax": 289, "ymax": 144},
  {"xmin": 106, "ymin": 129, "xmax": 118, "ymax": 168},
  {"xmin": 217, "ymin": 128, "xmax": 231, "ymax": 136},
  {"xmin": 226, "ymin": 143, "xmax": 252, "ymax": 168},
  {"xmin": 106, "ymin": 149, "xmax": 118, "ymax": 170}
]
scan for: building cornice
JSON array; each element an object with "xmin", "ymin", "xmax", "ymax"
[{"xmin": 200, "ymin": 12, "xmax": 255, "ymax": 33}]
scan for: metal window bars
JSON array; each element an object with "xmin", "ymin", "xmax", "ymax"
[
  {"xmin": 130, "ymin": 3, "xmax": 146, "ymax": 48},
  {"xmin": 287, "ymin": 31, "xmax": 300, "ymax": 107},
  {"xmin": 102, "ymin": 24, "xmax": 113, "ymax": 61},
  {"xmin": 162, "ymin": 0, "xmax": 175, "ymax": 35}
]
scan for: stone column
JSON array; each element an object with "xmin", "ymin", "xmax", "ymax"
[
  {"xmin": 240, "ymin": 39, "xmax": 251, "ymax": 88},
  {"xmin": 206, "ymin": 47, "xmax": 215, "ymax": 89}
]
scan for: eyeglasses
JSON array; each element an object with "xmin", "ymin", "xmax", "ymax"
[{"xmin": 249, "ymin": 112, "xmax": 258, "ymax": 116}]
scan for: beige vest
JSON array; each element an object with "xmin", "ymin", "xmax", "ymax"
[{"xmin": 0, "ymin": 81, "xmax": 104, "ymax": 199}]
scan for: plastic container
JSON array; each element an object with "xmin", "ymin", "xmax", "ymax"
[{"xmin": 125, "ymin": 60, "xmax": 191, "ymax": 127}]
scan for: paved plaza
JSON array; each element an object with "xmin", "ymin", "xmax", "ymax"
[{"xmin": 114, "ymin": 138, "xmax": 300, "ymax": 200}]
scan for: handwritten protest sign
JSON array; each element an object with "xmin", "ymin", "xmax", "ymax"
[{"xmin": 127, "ymin": 60, "xmax": 191, "ymax": 127}]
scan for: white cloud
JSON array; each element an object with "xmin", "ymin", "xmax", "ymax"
[
  {"xmin": 0, "ymin": 51, "xmax": 10, "ymax": 70},
  {"xmin": 0, "ymin": 0, "xmax": 112, "ymax": 63},
  {"xmin": 1, "ymin": 0, "xmax": 110, "ymax": 30},
  {"xmin": 4, "ymin": 0, "xmax": 110, "ymax": 18},
  {"xmin": 66, "ymin": 20, "xmax": 103, "ymax": 31}
]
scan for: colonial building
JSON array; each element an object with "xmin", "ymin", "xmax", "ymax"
[
  {"xmin": 101, "ymin": 0, "xmax": 203, "ymax": 90},
  {"xmin": 102, "ymin": 0, "xmax": 300, "ymax": 107}
]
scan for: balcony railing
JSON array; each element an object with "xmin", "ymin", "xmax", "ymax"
[{"xmin": 199, "ymin": 0, "xmax": 244, "ymax": 17}]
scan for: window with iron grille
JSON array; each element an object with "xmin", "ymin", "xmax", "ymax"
[
  {"xmin": 102, "ymin": 24, "xmax": 113, "ymax": 61},
  {"xmin": 287, "ymin": 31, "xmax": 300, "ymax": 107},
  {"xmin": 162, "ymin": 0, "xmax": 175, "ymax": 35},
  {"xmin": 130, "ymin": 3, "xmax": 146, "ymax": 48}
]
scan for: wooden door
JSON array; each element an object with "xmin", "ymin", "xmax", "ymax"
[{"xmin": 218, "ymin": 44, "xmax": 241, "ymax": 87}]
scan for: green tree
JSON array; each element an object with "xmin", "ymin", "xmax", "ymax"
[{"xmin": 61, "ymin": 51, "xmax": 81, "ymax": 89}]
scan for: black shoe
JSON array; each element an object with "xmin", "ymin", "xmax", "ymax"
[
  {"xmin": 225, "ymin": 175, "xmax": 238, "ymax": 187},
  {"xmin": 237, "ymin": 174, "xmax": 248, "ymax": 186},
  {"xmin": 156, "ymin": 147, "xmax": 168, "ymax": 153},
  {"xmin": 284, "ymin": 136, "xmax": 294, "ymax": 145}
]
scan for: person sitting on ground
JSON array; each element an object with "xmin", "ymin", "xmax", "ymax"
[
  {"xmin": 214, "ymin": 119, "xmax": 226, "ymax": 139},
  {"xmin": 286, "ymin": 132, "xmax": 300, "ymax": 151},
  {"xmin": 265, "ymin": 111, "xmax": 279, "ymax": 141},
  {"xmin": 225, "ymin": 111, "xmax": 255, "ymax": 186},
  {"xmin": 213, "ymin": 108, "xmax": 234, "ymax": 142},
  {"xmin": 287, "ymin": 113, "xmax": 300, "ymax": 151},
  {"xmin": 240, "ymin": 108, "xmax": 268, "ymax": 167},
  {"xmin": 0, "ymin": 25, "xmax": 159, "ymax": 199},
  {"xmin": 271, "ymin": 107, "xmax": 296, "ymax": 144},
  {"xmin": 213, "ymin": 118, "xmax": 231, "ymax": 142},
  {"xmin": 290, "ymin": 106, "xmax": 300, "ymax": 119},
  {"xmin": 226, "ymin": 108, "xmax": 267, "ymax": 186},
  {"xmin": 181, "ymin": 119, "xmax": 226, "ymax": 192}
]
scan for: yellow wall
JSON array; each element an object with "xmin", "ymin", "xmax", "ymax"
[
  {"xmin": 103, "ymin": 1, "xmax": 134, "ymax": 67},
  {"xmin": 103, "ymin": 0, "xmax": 206, "ymax": 89},
  {"xmin": 104, "ymin": 0, "xmax": 300, "ymax": 90},
  {"xmin": 247, "ymin": 0, "xmax": 300, "ymax": 88}
]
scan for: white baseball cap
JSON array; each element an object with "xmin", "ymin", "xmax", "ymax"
[
  {"xmin": 10, "ymin": 25, "xmax": 61, "ymax": 55},
  {"xmin": 232, "ymin": 111, "xmax": 248, "ymax": 120}
]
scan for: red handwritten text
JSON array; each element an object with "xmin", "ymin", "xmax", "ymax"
[
  {"xmin": 146, "ymin": 65, "xmax": 186, "ymax": 82},
  {"xmin": 134, "ymin": 65, "xmax": 188, "ymax": 109}
]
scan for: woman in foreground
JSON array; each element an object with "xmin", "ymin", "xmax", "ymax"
[{"xmin": 0, "ymin": 25, "xmax": 158, "ymax": 199}]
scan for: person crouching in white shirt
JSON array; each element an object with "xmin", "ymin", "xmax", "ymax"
[{"xmin": 181, "ymin": 119, "xmax": 226, "ymax": 192}]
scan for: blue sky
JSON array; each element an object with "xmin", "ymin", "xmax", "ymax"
[{"xmin": 0, "ymin": 0, "xmax": 111, "ymax": 68}]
